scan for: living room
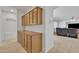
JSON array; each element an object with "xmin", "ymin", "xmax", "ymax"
[{"xmin": 48, "ymin": 6, "xmax": 79, "ymax": 53}]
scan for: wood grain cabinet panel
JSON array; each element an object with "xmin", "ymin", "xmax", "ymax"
[
  {"xmin": 27, "ymin": 35, "xmax": 32, "ymax": 53},
  {"xmin": 18, "ymin": 31, "xmax": 25, "ymax": 48},
  {"xmin": 32, "ymin": 8, "xmax": 38, "ymax": 24},
  {"xmin": 32, "ymin": 34, "xmax": 42, "ymax": 52},
  {"xmin": 37, "ymin": 7, "xmax": 42, "ymax": 24},
  {"xmin": 26, "ymin": 13, "xmax": 30, "ymax": 25},
  {"xmin": 25, "ymin": 31, "xmax": 42, "ymax": 53},
  {"xmin": 26, "ymin": 34, "xmax": 42, "ymax": 53},
  {"xmin": 24, "ymin": 15, "xmax": 27, "ymax": 25},
  {"xmin": 24, "ymin": 35, "xmax": 28, "ymax": 50},
  {"xmin": 22, "ymin": 16, "xmax": 25, "ymax": 26},
  {"xmin": 18, "ymin": 31, "xmax": 42, "ymax": 53},
  {"xmin": 22, "ymin": 31, "xmax": 25, "ymax": 48},
  {"xmin": 29, "ymin": 11, "xmax": 33, "ymax": 24}
]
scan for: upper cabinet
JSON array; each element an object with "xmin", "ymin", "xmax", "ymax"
[
  {"xmin": 22, "ymin": 7, "xmax": 42, "ymax": 26},
  {"xmin": 32, "ymin": 7, "xmax": 38, "ymax": 24},
  {"xmin": 22, "ymin": 16, "xmax": 25, "ymax": 26},
  {"xmin": 29, "ymin": 11, "xmax": 33, "ymax": 24}
]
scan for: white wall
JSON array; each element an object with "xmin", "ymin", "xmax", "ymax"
[
  {"xmin": 58, "ymin": 21, "xmax": 67, "ymax": 28},
  {"xmin": 44, "ymin": 6, "xmax": 57, "ymax": 52},
  {"xmin": 17, "ymin": 10, "xmax": 23, "ymax": 30},
  {"xmin": 0, "ymin": 9, "xmax": 3, "ymax": 41},
  {"xmin": 0, "ymin": 8, "xmax": 17, "ymax": 41},
  {"xmin": 53, "ymin": 6, "xmax": 79, "ymax": 28},
  {"xmin": 3, "ymin": 12, "xmax": 17, "ymax": 40}
]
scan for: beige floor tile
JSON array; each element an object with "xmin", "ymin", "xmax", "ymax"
[
  {"xmin": 0, "ymin": 40, "xmax": 26, "ymax": 53},
  {"xmin": 49, "ymin": 35, "xmax": 79, "ymax": 53}
]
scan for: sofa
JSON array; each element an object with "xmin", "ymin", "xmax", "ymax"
[{"xmin": 56, "ymin": 28, "xmax": 77, "ymax": 38}]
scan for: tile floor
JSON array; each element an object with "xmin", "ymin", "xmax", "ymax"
[
  {"xmin": 1, "ymin": 35, "xmax": 79, "ymax": 53},
  {"xmin": 0, "ymin": 39, "xmax": 26, "ymax": 53},
  {"xmin": 48, "ymin": 35, "xmax": 79, "ymax": 53}
]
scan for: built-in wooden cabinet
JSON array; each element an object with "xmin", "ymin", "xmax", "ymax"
[
  {"xmin": 18, "ymin": 30, "xmax": 42, "ymax": 53},
  {"xmin": 22, "ymin": 16, "xmax": 25, "ymax": 26},
  {"xmin": 29, "ymin": 11, "xmax": 33, "ymax": 24},
  {"xmin": 26, "ymin": 13, "xmax": 30, "ymax": 25},
  {"xmin": 22, "ymin": 7, "xmax": 42, "ymax": 26},
  {"xmin": 32, "ymin": 8, "xmax": 38, "ymax": 24},
  {"xmin": 18, "ymin": 31, "xmax": 25, "ymax": 48},
  {"xmin": 37, "ymin": 7, "xmax": 42, "ymax": 24},
  {"xmin": 26, "ymin": 35, "xmax": 32, "ymax": 52},
  {"xmin": 19, "ymin": 7, "xmax": 42, "ymax": 53}
]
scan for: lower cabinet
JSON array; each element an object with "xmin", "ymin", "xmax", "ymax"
[
  {"xmin": 18, "ymin": 30, "xmax": 42, "ymax": 53},
  {"xmin": 25, "ymin": 33, "xmax": 42, "ymax": 53},
  {"xmin": 31, "ymin": 35, "xmax": 42, "ymax": 52},
  {"xmin": 18, "ymin": 31, "xmax": 25, "ymax": 48},
  {"xmin": 25, "ymin": 35, "xmax": 32, "ymax": 52}
]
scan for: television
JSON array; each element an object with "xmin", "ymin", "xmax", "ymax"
[{"xmin": 68, "ymin": 23, "xmax": 79, "ymax": 29}]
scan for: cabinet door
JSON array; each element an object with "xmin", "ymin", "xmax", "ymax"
[
  {"xmin": 18, "ymin": 31, "xmax": 25, "ymax": 48},
  {"xmin": 24, "ymin": 14, "xmax": 27, "ymax": 25},
  {"xmin": 29, "ymin": 11, "xmax": 33, "ymax": 24},
  {"xmin": 26, "ymin": 13, "xmax": 30, "ymax": 25},
  {"xmin": 33, "ymin": 8, "xmax": 38, "ymax": 24},
  {"xmin": 24, "ymin": 13, "xmax": 29, "ymax": 25},
  {"xmin": 25, "ymin": 35, "xmax": 28, "ymax": 50},
  {"xmin": 21, "ymin": 31, "xmax": 25, "ymax": 48},
  {"xmin": 22, "ymin": 16, "xmax": 25, "ymax": 26},
  {"xmin": 32, "ymin": 34, "xmax": 42, "ymax": 52},
  {"xmin": 37, "ymin": 8, "xmax": 42, "ymax": 24},
  {"xmin": 27, "ymin": 35, "xmax": 32, "ymax": 53}
]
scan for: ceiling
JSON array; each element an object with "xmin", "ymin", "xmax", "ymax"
[
  {"xmin": 0, "ymin": 6, "xmax": 32, "ymax": 12},
  {"xmin": 10, "ymin": 6, "xmax": 58, "ymax": 12},
  {"xmin": 0, "ymin": 6, "xmax": 58, "ymax": 12},
  {"xmin": 10, "ymin": 6, "xmax": 33, "ymax": 12}
]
